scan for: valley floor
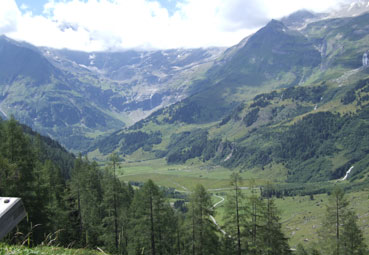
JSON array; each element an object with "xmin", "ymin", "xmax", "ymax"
[{"xmin": 116, "ymin": 158, "xmax": 369, "ymax": 249}]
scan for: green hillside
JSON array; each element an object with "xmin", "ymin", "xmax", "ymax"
[{"xmin": 88, "ymin": 12, "xmax": 369, "ymax": 185}]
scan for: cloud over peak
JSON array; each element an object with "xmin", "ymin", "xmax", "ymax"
[{"xmin": 1, "ymin": 0, "xmax": 352, "ymax": 51}]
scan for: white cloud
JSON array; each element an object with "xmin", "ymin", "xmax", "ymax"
[
  {"xmin": 0, "ymin": 0, "xmax": 21, "ymax": 34},
  {"xmin": 1, "ymin": 0, "xmax": 352, "ymax": 51}
]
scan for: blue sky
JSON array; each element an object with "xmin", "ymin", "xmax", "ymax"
[
  {"xmin": 1, "ymin": 0, "xmax": 351, "ymax": 51},
  {"xmin": 15, "ymin": 0, "xmax": 45, "ymax": 15},
  {"xmin": 15, "ymin": 0, "xmax": 181, "ymax": 16}
]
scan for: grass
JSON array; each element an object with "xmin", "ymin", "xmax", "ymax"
[
  {"xmin": 117, "ymin": 158, "xmax": 270, "ymax": 190},
  {"xmin": 211, "ymin": 189, "xmax": 369, "ymax": 249},
  {"xmin": 0, "ymin": 243, "xmax": 103, "ymax": 255}
]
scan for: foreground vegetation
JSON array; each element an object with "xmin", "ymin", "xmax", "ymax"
[
  {"xmin": 0, "ymin": 243, "xmax": 101, "ymax": 255},
  {"xmin": 0, "ymin": 118, "xmax": 368, "ymax": 255}
]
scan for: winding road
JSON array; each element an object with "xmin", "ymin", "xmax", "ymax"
[{"xmin": 210, "ymin": 194, "xmax": 227, "ymax": 235}]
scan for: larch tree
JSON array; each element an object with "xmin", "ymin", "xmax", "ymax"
[
  {"xmin": 188, "ymin": 184, "xmax": 219, "ymax": 255},
  {"xmin": 222, "ymin": 172, "xmax": 247, "ymax": 255},
  {"xmin": 128, "ymin": 179, "xmax": 176, "ymax": 255},
  {"xmin": 319, "ymin": 186, "xmax": 349, "ymax": 255}
]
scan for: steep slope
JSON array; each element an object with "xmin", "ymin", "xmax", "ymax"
[
  {"xmin": 301, "ymin": 12, "xmax": 369, "ymax": 73},
  {"xmin": 88, "ymin": 13, "xmax": 369, "ymax": 184},
  {"xmin": 166, "ymin": 20, "xmax": 321, "ymax": 123},
  {"xmin": 0, "ymin": 117, "xmax": 75, "ymax": 178},
  {"xmin": 43, "ymin": 47, "xmax": 223, "ymax": 122},
  {"xmin": 0, "ymin": 36, "xmax": 222, "ymax": 151},
  {"xmin": 0, "ymin": 35, "xmax": 57, "ymax": 84},
  {"xmin": 0, "ymin": 36, "xmax": 125, "ymax": 151}
]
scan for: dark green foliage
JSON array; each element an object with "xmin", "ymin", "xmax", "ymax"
[
  {"xmin": 164, "ymin": 101, "xmax": 203, "ymax": 124},
  {"xmin": 188, "ymin": 184, "xmax": 220, "ymax": 255},
  {"xmin": 166, "ymin": 129, "xmax": 220, "ymax": 164},
  {"xmin": 0, "ymin": 118, "xmax": 76, "ymax": 244},
  {"xmin": 277, "ymin": 112, "xmax": 342, "ymax": 182},
  {"xmin": 128, "ymin": 180, "xmax": 177, "ymax": 255},
  {"xmin": 282, "ymin": 86, "xmax": 327, "ymax": 103},
  {"xmin": 244, "ymin": 108, "xmax": 260, "ymax": 127},
  {"xmin": 91, "ymin": 130, "xmax": 162, "ymax": 155},
  {"xmin": 279, "ymin": 112, "xmax": 341, "ymax": 160},
  {"xmin": 89, "ymin": 130, "xmax": 125, "ymax": 155},
  {"xmin": 341, "ymin": 89, "xmax": 356, "ymax": 105},
  {"xmin": 120, "ymin": 131, "xmax": 162, "ymax": 155},
  {"xmin": 250, "ymin": 99, "xmax": 270, "ymax": 108},
  {"xmin": 222, "ymin": 173, "xmax": 246, "ymax": 255},
  {"xmin": 100, "ymin": 165, "xmax": 132, "ymax": 254},
  {"xmin": 319, "ymin": 187, "xmax": 367, "ymax": 255},
  {"xmin": 219, "ymin": 103, "xmax": 245, "ymax": 126},
  {"xmin": 223, "ymin": 177, "xmax": 291, "ymax": 255}
]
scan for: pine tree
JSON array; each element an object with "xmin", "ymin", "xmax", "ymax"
[
  {"xmin": 188, "ymin": 184, "xmax": 219, "ymax": 255},
  {"xmin": 246, "ymin": 182, "xmax": 265, "ymax": 255},
  {"xmin": 262, "ymin": 196, "xmax": 290, "ymax": 255},
  {"xmin": 341, "ymin": 211, "xmax": 367, "ymax": 255},
  {"xmin": 69, "ymin": 156, "xmax": 103, "ymax": 248},
  {"xmin": 128, "ymin": 179, "xmax": 176, "ymax": 255},
  {"xmin": 319, "ymin": 186, "xmax": 349, "ymax": 255},
  {"xmin": 222, "ymin": 172, "xmax": 247, "ymax": 255},
  {"xmin": 0, "ymin": 118, "xmax": 47, "ymax": 243},
  {"xmin": 100, "ymin": 160, "xmax": 131, "ymax": 254}
]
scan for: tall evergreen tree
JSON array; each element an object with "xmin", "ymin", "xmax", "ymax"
[
  {"xmin": 341, "ymin": 211, "xmax": 367, "ymax": 255},
  {"xmin": 246, "ymin": 182, "xmax": 266, "ymax": 255},
  {"xmin": 128, "ymin": 179, "xmax": 176, "ymax": 255},
  {"xmin": 319, "ymin": 186, "xmax": 350, "ymax": 255},
  {"xmin": 262, "ymin": 195, "xmax": 290, "ymax": 255},
  {"xmin": 0, "ymin": 118, "xmax": 48, "ymax": 242},
  {"xmin": 69, "ymin": 156, "xmax": 103, "ymax": 248},
  {"xmin": 188, "ymin": 184, "xmax": 219, "ymax": 255},
  {"xmin": 100, "ymin": 155, "xmax": 132, "ymax": 254},
  {"xmin": 222, "ymin": 173, "xmax": 247, "ymax": 255}
]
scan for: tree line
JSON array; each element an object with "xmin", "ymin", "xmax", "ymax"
[{"xmin": 0, "ymin": 118, "xmax": 367, "ymax": 254}]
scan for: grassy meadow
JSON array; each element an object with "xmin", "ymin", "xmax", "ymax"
[{"xmin": 113, "ymin": 157, "xmax": 369, "ymax": 249}]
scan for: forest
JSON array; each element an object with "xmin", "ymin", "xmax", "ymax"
[{"xmin": 0, "ymin": 118, "xmax": 367, "ymax": 254}]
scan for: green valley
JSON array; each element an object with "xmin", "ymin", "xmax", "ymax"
[{"xmin": 2, "ymin": 2, "xmax": 369, "ymax": 255}]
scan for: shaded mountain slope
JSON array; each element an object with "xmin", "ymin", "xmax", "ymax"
[
  {"xmin": 88, "ymin": 13, "xmax": 369, "ymax": 184},
  {"xmin": 0, "ymin": 36, "xmax": 222, "ymax": 151}
]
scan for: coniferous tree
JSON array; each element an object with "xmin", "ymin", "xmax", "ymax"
[
  {"xmin": 69, "ymin": 156, "xmax": 103, "ymax": 248},
  {"xmin": 128, "ymin": 179, "xmax": 176, "ymax": 255},
  {"xmin": 0, "ymin": 118, "xmax": 48, "ymax": 243},
  {"xmin": 262, "ymin": 195, "xmax": 290, "ymax": 255},
  {"xmin": 246, "ymin": 182, "xmax": 266, "ymax": 255},
  {"xmin": 188, "ymin": 184, "xmax": 219, "ymax": 255},
  {"xmin": 100, "ymin": 158, "xmax": 132, "ymax": 254},
  {"xmin": 341, "ymin": 211, "xmax": 367, "ymax": 255},
  {"xmin": 222, "ymin": 173, "xmax": 247, "ymax": 255},
  {"xmin": 319, "ymin": 187, "xmax": 349, "ymax": 255}
]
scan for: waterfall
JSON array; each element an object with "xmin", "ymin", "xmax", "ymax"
[
  {"xmin": 363, "ymin": 52, "xmax": 368, "ymax": 67},
  {"xmin": 340, "ymin": 166, "xmax": 354, "ymax": 181}
]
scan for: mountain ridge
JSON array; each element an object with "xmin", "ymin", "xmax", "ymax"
[{"xmin": 86, "ymin": 11, "xmax": 369, "ymax": 184}]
